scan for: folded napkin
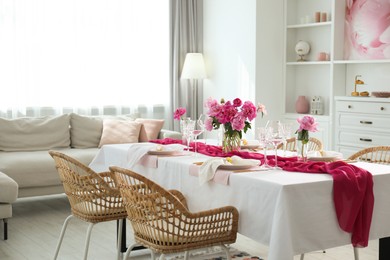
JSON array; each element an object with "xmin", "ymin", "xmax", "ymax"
[{"xmin": 198, "ymin": 156, "xmax": 260, "ymax": 185}]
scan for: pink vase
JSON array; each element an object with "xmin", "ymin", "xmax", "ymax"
[{"xmin": 295, "ymin": 96, "xmax": 310, "ymax": 114}]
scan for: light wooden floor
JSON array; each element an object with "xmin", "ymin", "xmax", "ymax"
[{"xmin": 0, "ymin": 194, "xmax": 379, "ymax": 260}]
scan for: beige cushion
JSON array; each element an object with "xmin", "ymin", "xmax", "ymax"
[
  {"xmin": 70, "ymin": 114, "xmax": 103, "ymax": 148},
  {"xmin": 98, "ymin": 119, "xmax": 141, "ymax": 148},
  {"xmin": 70, "ymin": 113, "xmax": 139, "ymax": 148},
  {"xmin": 0, "ymin": 114, "xmax": 70, "ymax": 151},
  {"xmin": 135, "ymin": 118, "xmax": 165, "ymax": 142}
]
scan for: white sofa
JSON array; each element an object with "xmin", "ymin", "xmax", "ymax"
[{"xmin": 0, "ymin": 113, "xmax": 181, "ymax": 198}]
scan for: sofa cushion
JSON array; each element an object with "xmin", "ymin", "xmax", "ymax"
[
  {"xmin": 70, "ymin": 114, "xmax": 104, "ymax": 148},
  {"xmin": 0, "ymin": 114, "xmax": 70, "ymax": 151},
  {"xmin": 135, "ymin": 118, "xmax": 165, "ymax": 142},
  {"xmin": 0, "ymin": 148, "xmax": 99, "ymax": 189},
  {"xmin": 98, "ymin": 119, "xmax": 142, "ymax": 148},
  {"xmin": 70, "ymin": 113, "xmax": 138, "ymax": 148}
]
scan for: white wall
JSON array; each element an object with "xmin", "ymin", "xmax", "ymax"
[{"xmin": 203, "ymin": 0, "xmax": 284, "ymax": 139}]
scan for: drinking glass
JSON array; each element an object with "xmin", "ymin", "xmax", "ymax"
[
  {"xmin": 265, "ymin": 120, "xmax": 284, "ymax": 169},
  {"xmin": 257, "ymin": 127, "xmax": 271, "ymax": 168},
  {"xmin": 279, "ymin": 122, "xmax": 294, "ymax": 156},
  {"xmin": 181, "ymin": 119, "xmax": 195, "ymax": 151},
  {"xmin": 190, "ymin": 115, "xmax": 206, "ymax": 155}
]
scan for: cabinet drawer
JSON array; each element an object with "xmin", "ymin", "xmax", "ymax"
[
  {"xmin": 336, "ymin": 100, "xmax": 390, "ymax": 114},
  {"xmin": 338, "ymin": 114, "xmax": 390, "ymax": 130},
  {"xmin": 338, "ymin": 131, "xmax": 390, "ymax": 146}
]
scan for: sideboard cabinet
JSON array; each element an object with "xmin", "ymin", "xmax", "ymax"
[{"xmin": 334, "ymin": 96, "xmax": 390, "ymax": 158}]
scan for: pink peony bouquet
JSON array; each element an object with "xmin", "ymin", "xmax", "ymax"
[
  {"xmin": 204, "ymin": 97, "xmax": 257, "ymax": 138},
  {"xmin": 173, "ymin": 107, "xmax": 186, "ymax": 120},
  {"xmin": 296, "ymin": 115, "xmax": 318, "ymax": 144}
]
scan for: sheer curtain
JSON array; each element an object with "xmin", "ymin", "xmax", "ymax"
[
  {"xmin": 0, "ymin": 0, "xmax": 169, "ymax": 120},
  {"xmin": 170, "ymin": 0, "xmax": 203, "ymax": 132}
]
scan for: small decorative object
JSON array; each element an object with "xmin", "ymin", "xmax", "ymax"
[
  {"xmin": 317, "ymin": 52, "xmax": 327, "ymax": 61},
  {"xmin": 352, "ymin": 75, "xmax": 365, "ymax": 97},
  {"xmin": 315, "ymin": 12, "xmax": 321, "ymax": 22},
  {"xmin": 295, "ymin": 115, "xmax": 318, "ymax": 162},
  {"xmin": 295, "ymin": 41, "xmax": 311, "ymax": 62},
  {"xmin": 371, "ymin": 91, "xmax": 390, "ymax": 98},
  {"xmin": 321, "ymin": 12, "xmax": 327, "ymax": 22},
  {"xmin": 174, "ymin": 107, "xmax": 190, "ymax": 145},
  {"xmin": 204, "ymin": 97, "xmax": 258, "ymax": 153},
  {"xmin": 295, "ymin": 95, "xmax": 310, "ymax": 114},
  {"xmin": 310, "ymin": 96, "xmax": 323, "ymax": 115}
]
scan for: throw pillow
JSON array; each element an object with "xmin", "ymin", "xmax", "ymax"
[
  {"xmin": 135, "ymin": 118, "xmax": 165, "ymax": 142},
  {"xmin": 0, "ymin": 114, "xmax": 70, "ymax": 151},
  {"xmin": 98, "ymin": 119, "xmax": 141, "ymax": 148}
]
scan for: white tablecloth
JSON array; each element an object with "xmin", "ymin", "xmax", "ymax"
[{"xmin": 89, "ymin": 143, "xmax": 390, "ymax": 260}]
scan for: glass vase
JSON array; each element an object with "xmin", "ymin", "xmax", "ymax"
[
  {"xmin": 297, "ymin": 139, "xmax": 308, "ymax": 162},
  {"xmin": 222, "ymin": 131, "xmax": 241, "ymax": 153}
]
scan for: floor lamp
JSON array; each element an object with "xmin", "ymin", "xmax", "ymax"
[{"xmin": 181, "ymin": 53, "xmax": 207, "ymax": 121}]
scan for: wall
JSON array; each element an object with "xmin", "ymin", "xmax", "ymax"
[{"xmin": 203, "ymin": 0, "xmax": 284, "ymax": 139}]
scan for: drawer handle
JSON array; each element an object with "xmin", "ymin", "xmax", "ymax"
[
  {"xmin": 359, "ymin": 138, "xmax": 372, "ymax": 142},
  {"xmin": 348, "ymin": 105, "xmax": 352, "ymax": 109},
  {"xmin": 381, "ymin": 107, "xmax": 385, "ymax": 111},
  {"xmin": 360, "ymin": 121, "xmax": 372, "ymax": 125}
]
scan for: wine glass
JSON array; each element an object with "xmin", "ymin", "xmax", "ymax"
[
  {"xmin": 257, "ymin": 127, "xmax": 272, "ymax": 168},
  {"xmin": 181, "ymin": 119, "xmax": 195, "ymax": 151},
  {"xmin": 279, "ymin": 122, "xmax": 294, "ymax": 156},
  {"xmin": 265, "ymin": 120, "xmax": 284, "ymax": 169},
  {"xmin": 190, "ymin": 115, "xmax": 206, "ymax": 155}
]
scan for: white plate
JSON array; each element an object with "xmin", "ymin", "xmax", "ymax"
[
  {"xmin": 218, "ymin": 164, "xmax": 255, "ymax": 170},
  {"xmin": 147, "ymin": 150, "xmax": 182, "ymax": 156},
  {"xmin": 308, "ymin": 156, "xmax": 339, "ymax": 162},
  {"xmin": 240, "ymin": 145, "xmax": 260, "ymax": 150}
]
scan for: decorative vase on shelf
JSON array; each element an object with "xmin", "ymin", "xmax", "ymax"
[
  {"xmin": 222, "ymin": 130, "xmax": 241, "ymax": 153},
  {"xmin": 295, "ymin": 96, "xmax": 310, "ymax": 114},
  {"xmin": 297, "ymin": 139, "xmax": 308, "ymax": 162}
]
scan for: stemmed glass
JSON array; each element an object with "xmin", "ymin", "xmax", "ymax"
[
  {"xmin": 279, "ymin": 122, "xmax": 294, "ymax": 156},
  {"xmin": 181, "ymin": 119, "xmax": 195, "ymax": 151},
  {"xmin": 190, "ymin": 114, "xmax": 206, "ymax": 155},
  {"xmin": 265, "ymin": 120, "xmax": 284, "ymax": 169},
  {"xmin": 257, "ymin": 127, "xmax": 272, "ymax": 168}
]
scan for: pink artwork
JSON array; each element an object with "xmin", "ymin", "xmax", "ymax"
[{"xmin": 345, "ymin": 0, "xmax": 390, "ymax": 60}]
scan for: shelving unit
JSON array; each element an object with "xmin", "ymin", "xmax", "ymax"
[{"xmin": 283, "ymin": 0, "xmax": 390, "ymax": 150}]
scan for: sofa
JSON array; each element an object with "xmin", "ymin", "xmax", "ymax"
[{"xmin": 0, "ymin": 113, "xmax": 181, "ymax": 198}]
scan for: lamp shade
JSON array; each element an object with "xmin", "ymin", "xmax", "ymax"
[{"xmin": 181, "ymin": 53, "xmax": 206, "ymax": 79}]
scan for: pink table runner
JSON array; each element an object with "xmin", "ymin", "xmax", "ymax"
[{"xmin": 150, "ymin": 138, "xmax": 374, "ymax": 247}]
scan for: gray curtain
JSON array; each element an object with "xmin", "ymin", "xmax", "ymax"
[{"xmin": 170, "ymin": 0, "xmax": 203, "ymax": 132}]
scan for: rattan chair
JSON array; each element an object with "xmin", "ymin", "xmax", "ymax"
[
  {"xmin": 348, "ymin": 146, "xmax": 390, "ymax": 164},
  {"xmin": 49, "ymin": 151, "xmax": 128, "ymax": 260},
  {"xmin": 110, "ymin": 166, "xmax": 239, "ymax": 260},
  {"xmin": 277, "ymin": 137, "xmax": 323, "ymax": 152}
]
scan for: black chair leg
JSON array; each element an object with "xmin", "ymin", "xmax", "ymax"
[{"xmin": 3, "ymin": 219, "xmax": 8, "ymax": 240}]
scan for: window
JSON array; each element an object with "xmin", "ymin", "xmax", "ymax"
[{"xmin": 0, "ymin": 0, "xmax": 169, "ymax": 117}]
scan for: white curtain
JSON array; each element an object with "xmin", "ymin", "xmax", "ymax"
[
  {"xmin": 0, "ymin": 0, "xmax": 169, "ymax": 119},
  {"xmin": 170, "ymin": 0, "xmax": 203, "ymax": 132}
]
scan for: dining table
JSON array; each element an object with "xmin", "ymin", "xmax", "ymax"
[{"xmin": 89, "ymin": 141, "xmax": 390, "ymax": 260}]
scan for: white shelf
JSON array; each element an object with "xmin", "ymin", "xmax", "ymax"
[
  {"xmin": 286, "ymin": 61, "xmax": 331, "ymax": 65},
  {"xmin": 287, "ymin": 22, "xmax": 331, "ymax": 29},
  {"xmin": 334, "ymin": 59, "xmax": 390, "ymax": 64}
]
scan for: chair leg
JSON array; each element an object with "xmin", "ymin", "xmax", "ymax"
[
  {"xmin": 117, "ymin": 219, "xmax": 123, "ymax": 260},
  {"xmin": 184, "ymin": 251, "xmax": 189, "ymax": 260},
  {"xmin": 300, "ymin": 253, "xmax": 305, "ymax": 260},
  {"xmin": 83, "ymin": 223, "xmax": 96, "ymax": 260},
  {"xmin": 159, "ymin": 253, "xmax": 165, "ymax": 260},
  {"xmin": 53, "ymin": 215, "xmax": 74, "ymax": 260},
  {"xmin": 221, "ymin": 245, "xmax": 231, "ymax": 260},
  {"xmin": 353, "ymin": 247, "xmax": 359, "ymax": 260},
  {"xmin": 3, "ymin": 219, "xmax": 8, "ymax": 240}
]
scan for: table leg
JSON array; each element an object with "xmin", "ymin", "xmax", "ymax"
[
  {"xmin": 117, "ymin": 219, "xmax": 146, "ymax": 253},
  {"xmin": 379, "ymin": 237, "xmax": 390, "ymax": 260}
]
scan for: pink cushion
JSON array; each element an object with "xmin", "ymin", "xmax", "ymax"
[
  {"xmin": 135, "ymin": 118, "xmax": 165, "ymax": 142},
  {"xmin": 98, "ymin": 119, "xmax": 141, "ymax": 148}
]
